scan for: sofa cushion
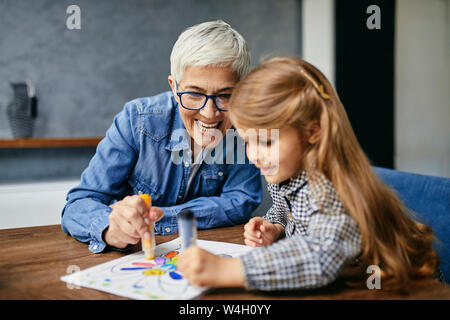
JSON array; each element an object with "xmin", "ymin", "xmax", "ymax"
[{"xmin": 374, "ymin": 166, "xmax": 450, "ymax": 283}]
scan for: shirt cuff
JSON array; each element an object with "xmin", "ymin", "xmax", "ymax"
[
  {"xmin": 106, "ymin": 243, "xmax": 137, "ymax": 252},
  {"xmin": 88, "ymin": 207, "xmax": 111, "ymax": 253},
  {"xmin": 263, "ymin": 214, "xmax": 287, "ymax": 229},
  {"xmin": 155, "ymin": 207, "xmax": 179, "ymax": 235}
]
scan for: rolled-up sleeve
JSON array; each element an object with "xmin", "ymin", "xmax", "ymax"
[
  {"xmin": 263, "ymin": 205, "xmax": 288, "ymax": 228},
  {"xmin": 61, "ymin": 101, "xmax": 138, "ymax": 253},
  {"xmin": 239, "ymin": 209, "xmax": 361, "ymax": 290}
]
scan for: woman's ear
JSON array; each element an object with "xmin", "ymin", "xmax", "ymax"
[
  {"xmin": 168, "ymin": 75, "xmax": 180, "ymax": 104},
  {"xmin": 307, "ymin": 122, "xmax": 321, "ymax": 144},
  {"xmin": 168, "ymin": 75, "xmax": 176, "ymax": 93}
]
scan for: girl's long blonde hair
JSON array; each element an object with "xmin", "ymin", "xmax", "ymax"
[{"xmin": 229, "ymin": 57, "xmax": 439, "ymax": 289}]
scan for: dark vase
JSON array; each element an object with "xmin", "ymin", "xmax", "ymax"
[{"xmin": 6, "ymin": 81, "xmax": 37, "ymax": 138}]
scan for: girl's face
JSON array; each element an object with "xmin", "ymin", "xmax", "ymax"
[{"xmin": 239, "ymin": 126, "xmax": 309, "ymax": 184}]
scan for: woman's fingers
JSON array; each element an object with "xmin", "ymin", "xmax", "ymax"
[{"xmin": 149, "ymin": 207, "xmax": 164, "ymax": 222}]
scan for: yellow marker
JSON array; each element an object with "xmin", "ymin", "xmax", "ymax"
[
  {"xmin": 143, "ymin": 269, "xmax": 165, "ymax": 276},
  {"xmin": 139, "ymin": 193, "xmax": 155, "ymax": 260}
]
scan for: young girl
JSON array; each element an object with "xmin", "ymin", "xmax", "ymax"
[{"xmin": 177, "ymin": 57, "xmax": 440, "ymax": 291}]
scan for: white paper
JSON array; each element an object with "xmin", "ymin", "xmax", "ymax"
[{"xmin": 61, "ymin": 238, "xmax": 252, "ymax": 300}]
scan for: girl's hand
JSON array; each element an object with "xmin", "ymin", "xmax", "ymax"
[
  {"xmin": 178, "ymin": 247, "xmax": 245, "ymax": 288},
  {"xmin": 243, "ymin": 217, "xmax": 284, "ymax": 247}
]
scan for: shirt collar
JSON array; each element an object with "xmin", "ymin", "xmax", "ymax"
[
  {"xmin": 165, "ymin": 100, "xmax": 191, "ymax": 152},
  {"xmin": 278, "ymin": 170, "xmax": 308, "ymax": 196}
]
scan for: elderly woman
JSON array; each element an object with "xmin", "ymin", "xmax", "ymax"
[{"xmin": 61, "ymin": 21, "xmax": 262, "ymax": 253}]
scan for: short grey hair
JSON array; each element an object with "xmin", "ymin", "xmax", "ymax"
[{"xmin": 170, "ymin": 20, "xmax": 251, "ymax": 83}]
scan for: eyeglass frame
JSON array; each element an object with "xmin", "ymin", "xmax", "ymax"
[{"xmin": 175, "ymin": 83, "xmax": 231, "ymax": 112}]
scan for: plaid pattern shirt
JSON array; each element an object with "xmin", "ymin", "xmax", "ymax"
[{"xmin": 239, "ymin": 171, "xmax": 362, "ymax": 291}]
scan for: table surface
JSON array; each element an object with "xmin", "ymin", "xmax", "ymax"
[{"xmin": 0, "ymin": 224, "xmax": 449, "ymax": 300}]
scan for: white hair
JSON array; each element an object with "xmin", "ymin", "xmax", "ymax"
[{"xmin": 170, "ymin": 20, "xmax": 251, "ymax": 83}]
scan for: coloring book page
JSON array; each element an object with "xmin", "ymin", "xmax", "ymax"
[{"xmin": 61, "ymin": 238, "xmax": 252, "ymax": 300}]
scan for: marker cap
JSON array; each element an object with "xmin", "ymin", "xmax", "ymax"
[
  {"xmin": 140, "ymin": 194, "xmax": 152, "ymax": 208},
  {"xmin": 178, "ymin": 209, "xmax": 197, "ymax": 251}
]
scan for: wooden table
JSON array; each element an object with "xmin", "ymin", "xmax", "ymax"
[{"xmin": 1, "ymin": 224, "xmax": 449, "ymax": 300}]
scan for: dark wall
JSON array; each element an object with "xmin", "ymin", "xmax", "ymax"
[
  {"xmin": 335, "ymin": 0, "xmax": 395, "ymax": 168},
  {"xmin": 0, "ymin": 0, "xmax": 301, "ymax": 138},
  {"xmin": 0, "ymin": 0, "xmax": 302, "ymax": 183}
]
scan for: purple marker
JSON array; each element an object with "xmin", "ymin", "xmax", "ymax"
[{"xmin": 177, "ymin": 209, "xmax": 197, "ymax": 251}]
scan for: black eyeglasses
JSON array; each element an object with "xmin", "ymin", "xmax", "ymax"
[{"xmin": 176, "ymin": 91, "xmax": 231, "ymax": 112}]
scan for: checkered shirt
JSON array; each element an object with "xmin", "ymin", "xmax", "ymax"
[{"xmin": 239, "ymin": 170, "xmax": 362, "ymax": 291}]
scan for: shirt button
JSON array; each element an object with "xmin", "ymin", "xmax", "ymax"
[
  {"xmin": 218, "ymin": 171, "xmax": 223, "ymax": 177},
  {"xmin": 93, "ymin": 244, "xmax": 98, "ymax": 250},
  {"xmin": 165, "ymin": 227, "xmax": 171, "ymax": 233},
  {"xmin": 184, "ymin": 162, "xmax": 189, "ymax": 168}
]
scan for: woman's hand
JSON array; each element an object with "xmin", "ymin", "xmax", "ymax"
[
  {"xmin": 243, "ymin": 217, "xmax": 284, "ymax": 247},
  {"xmin": 103, "ymin": 195, "xmax": 164, "ymax": 248},
  {"xmin": 178, "ymin": 247, "xmax": 245, "ymax": 288}
]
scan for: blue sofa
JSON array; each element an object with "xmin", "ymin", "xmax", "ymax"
[{"xmin": 374, "ymin": 167, "xmax": 450, "ymax": 283}]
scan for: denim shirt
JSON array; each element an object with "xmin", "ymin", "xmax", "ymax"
[{"xmin": 61, "ymin": 91, "xmax": 262, "ymax": 253}]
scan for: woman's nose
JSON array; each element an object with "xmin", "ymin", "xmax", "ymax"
[{"xmin": 200, "ymin": 98, "xmax": 220, "ymax": 119}]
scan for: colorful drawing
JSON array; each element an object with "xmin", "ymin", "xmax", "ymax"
[{"xmin": 61, "ymin": 238, "xmax": 252, "ymax": 300}]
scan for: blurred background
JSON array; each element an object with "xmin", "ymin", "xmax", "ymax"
[{"xmin": 0, "ymin": 0, "xmax": 448, "ymax": 228}]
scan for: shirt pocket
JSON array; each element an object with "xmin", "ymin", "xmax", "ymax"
[
  {"xmin": 201, "ymin": 166, "xmax": 225, "ymax": 196},
  {"xmin": 128, "ymin": 175, "xmax": 163, "ymax": 203}
]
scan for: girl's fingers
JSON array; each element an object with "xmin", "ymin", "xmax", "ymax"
[
  {"xmin": 178, "ymin": 248, "xmax": 195, "ymax": 271},
  {"xmin": 178, "ymin": 258, "xmax": 187, "ymax": 272},
  {"xmin": 244, "ymin": 238, "xmax": 256, "ymax": 247},
  {"xmin": 243, "ymin": 230, "xmax": 263, "ymax": 243},
  {"xmin": 261, "ymin": 219, "xmax": 275, "ymax": 233},
  {"xmin": 243, "ymin": 221, "xmax": 255, "ymax": 234},
  {"xmin": 244, "ymin": 228, "xmax": 261, "ymax": 238},
  {"xmin": 260, "ymin": 223, "xmax": 266, "ymax": 233},
  {"xmin": 245, "ymin": 238, "xmax": 263, "ymax": 247},
  {"xmin": 244, "ymin": 217, "xmax": 263, "ymax": 232}
]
